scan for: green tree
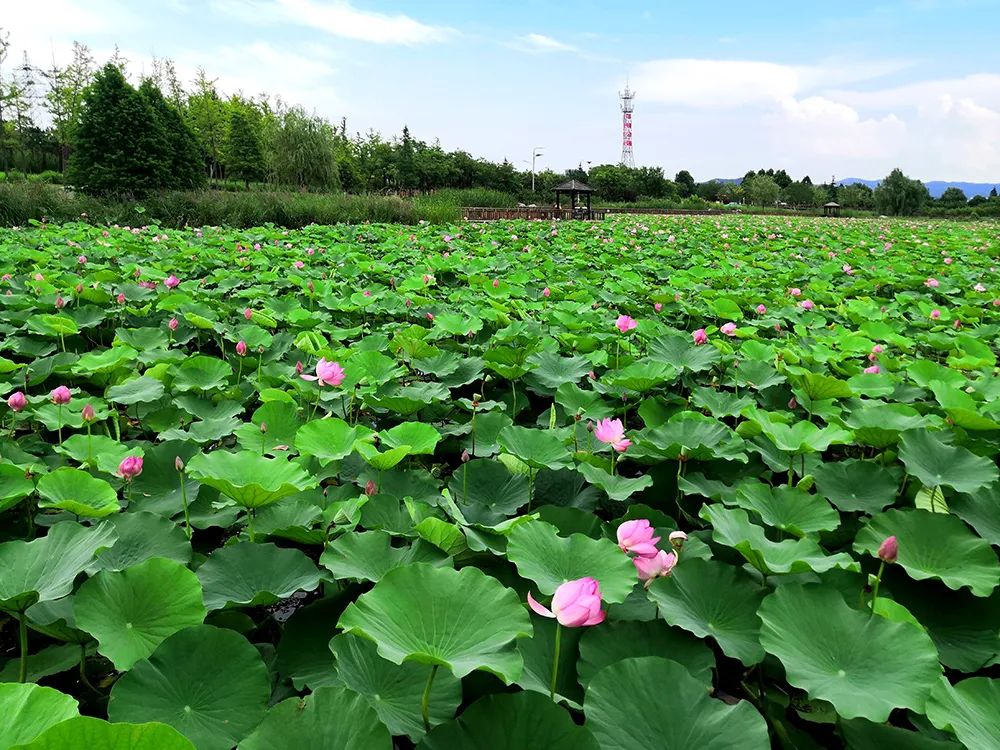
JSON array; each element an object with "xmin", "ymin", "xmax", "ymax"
[
  {"xmin": 773, "ymin": 169, "xmax": 792, "ymax": 189},
  {"xmin": 185, "ymin": 70, "xmax": 228, "ymax": 180},
  {"xmin": 782, "ymin": 181, "xmax": 814, "ymax": 206},
  {"xmin": 938, "ymin": 187, "xmax": 967, "ymax": 206},
  {"xmin": 225, "ymin": 103, "xmax": 265, "ymax": 188},
  {"xmin": 874, "ymin": 168, "xmax": 929, "ymax": 216},
  {"xmin": 41, "ymin": 42, "xmax": 94, "ymax": 173},
  {"xmin": 744, "ymin": 174, "xmax": 780, "ymax": 207},
  {"xmin": 68, "ymin": 63, "xmax": 170, "ymax": 194},
  {"xmin": 267, "ymin": 106, "xmax": 339, "ymax": 190},
  {"xmin": 138, "ymin": 79, "xmax": 204, "ymax": 190},
  {"xmin": 674, "ymin": 169, "xmax": 696, "ymax": 197},
  {"xmin": 396, "ymin": 125, "xmax": 416, "ymax": 191},
  {"xmin": 990, "ymin": 187, "xmax": 998, "ymax": 199}
]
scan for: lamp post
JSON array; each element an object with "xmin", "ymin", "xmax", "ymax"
[{"xmin": 531, "ymin": 147, "xmax": 544, "ymax": 193}]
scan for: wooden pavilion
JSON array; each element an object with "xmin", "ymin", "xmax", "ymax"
[
  {"xmin": 553, "ymin": 179, "xmax": 595, "ymax": 220},
  {"xmin": 823, "ymin": 201, "xmax": 841, "ymax": 217}
]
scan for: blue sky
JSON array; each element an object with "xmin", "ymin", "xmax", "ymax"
[{"xmin": 5, "ymin": 0, "xmax": 1000, "ymax": 181}]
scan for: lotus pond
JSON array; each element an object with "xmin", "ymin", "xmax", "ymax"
[{"xmin": 0, "ymin": 215, "xmax": 998, "ymax": 749}]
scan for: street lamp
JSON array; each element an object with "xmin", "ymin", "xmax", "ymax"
[{"xmin": 531, "ymin": 147, "xmax": 544, "ymax": 193}]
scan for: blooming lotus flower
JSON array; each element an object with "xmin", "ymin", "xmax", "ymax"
[
  {"xmin": 78, "ymin": 255, "xmax": 87, "ymax": 264},
  {"xmin": 164, "ymin": 275, "xmax": 180, "ymax": 288},
  {"xmin": 50, "ymin": 386, "xmax": 71, "ymax": 405},
  {"xmin": 7, "ymin": 391, "xmax": 27, "ymax": 412},
  {"xmin": 925, "ymin": 278, "xmax": 939, "ymax": 288},
  {"xmin": 720, "ymin": 322, "xmax": 737, "ymax": 336},
  {"xmin": 617, "ymin": 519, "xmax": 661, "ymax": 557},
  {"xmin": 800, "ymin": 299, "xmax": 814, "ymax": 310},
  {"xmin": 973, "ymin": 283, "xmax": 986, "ymax": 292},
  {"xmin": 872, "ymin": 344, "xmax": 884, "ymax": 354},
  {"xmin": 117, "ymin": 455, "xmax": 143, "ymax": 480},
  {"xmin": 756, "ymin": 304, "xmax": 766, "ymax": 314},
  {"xmin": 654, "ymin": 302, "xmax": 663, "ymax": 312},
  {"xmin": 594, "ymin": 417, "xmax": 631, "ymax": 452},
  {"xmin": 236, "ymin": 340, "xmax": 248, "ymax": 356},
  {"xmin": 615, "ymin": 315, "xmax": 638, "ymax": 333},
  {"xmin": 692, "ymin": 328, "xmax": 708, "ymax": 345},
  {"xmin": 864, "ymin": 365, "xmax": 880, "ymax": 374},
  {"xmin": 527, "ymin": 577, "xmax": 605, "ymax": 627},
  {"xmin": 81, "ymin": 404, "xmax": 96, "ymax": 422},
  {"xmin": 168, "ymin": 317, "xmax": 179, "ymax": 331},
  {"xmin": 244, "ymin": 308, "xmax": 253, "ymax": 320},
  {"xmin": 878, "ymin": 535, "xmax": 898, "ymax": 563},
  {"xmin": 944, "ymin": 257, "xmax": 952, "ymax": 265},
  {"xmin": 634, "ymin": 549, "xmax": 677, "ymax": 584},
  {"xmin": 116, "ymin": 293, "xmax": 126, "ymax": 304},
  {"xmin": 790, "ymin": 287, "xmax": 802, "ymax": 297},
  {"xmin": 301, "ymin": 358, "xmax": 345, "ymax": 387},
  {"xmin": 930, "ymin": 309, "xmax": 941, "ymax": 320}
]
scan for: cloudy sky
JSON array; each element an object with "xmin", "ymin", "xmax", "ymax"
[{"xmin": 4, "ymin": 0, "xmax": 1000, "ymax": 181}]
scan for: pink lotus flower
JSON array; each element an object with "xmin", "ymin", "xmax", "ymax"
[
  {"xmin": 615, "ymin": 315, "xmax": 638, "ymax": 334},
  {"xmin": 235, "ymin": 340, "xmax": 247, "ymax": 356},
  {"xmin": 7, "ymin": 391, "xmax": 27, "ymax": 412},
  {"xmin": 244, "ymin": 308, "xmax": 253, "ymax": 320},
  {"xmin": 972, "ymin": 283, "xmax": 986, "ymax": 292},
  {"xmin": 542, "ymin": 287, "xmax": 551, "ymax": 298},
  {"xmin": 692, "ymin": 328, "xmax": 708, "ymax": 345},
  {"xmin": 720, "ymin": 322, "xmax": 737, "ymax": 336},
  {"xmin": 617, "ymin": 519, "xmax": 661, "ymax": 557},
  {"xmin": 800, "ymin": 299, "xmax": 814, "ymax": 310},
  {"xmin": 925, "ymin": 278, "xmax": 939, "ymax": 288},
  {"xmin": 654, "ymin": 302, "xmax": 663, "ymax": 312},
  {"xmin": 117, "ymin": 455, "xmax": 143, "ymax": 480},
  {"xmin": 492, "ymin": 278, "xmax": 499, "ymax": 288},
  {"xmin": 634, "ymin": 549, "xmax": 677, "ymax": 584},
  {"xmin": 756, "ymin": 304, "xmax": 766, "ymax": 314},
  {"xmin": 116, "ymin": 293, "xmax": 126, "ymax": 304},
  {"xmin": 55, "ymin": 296, "xmax": 65, "ymax": 309},
  {"xmin": 788, "ymin": 397, "xmax": 798, "ymax": 409},
  {"xmin": 426, "ymin": 312, "xmax": 434, "ymax": 322},
  {"xmin": 362, "ymin": 289, "xmax": 372, "ymax": 297},
  {"xmin": 78, "ymin": 255, "xmax": 87, "ymax": 264},
  {"xmin": 930, "ymin": 309, "xmax": 941, "ymax": 320},
  {"xmin": 168, "ymin": 317, "xmax": 179, "ymax": 331},
  {"xmin": 790, "ymin": 287, "xmax": 802, "ymax": 297},
  {"xmin": 872, "ymin": 344, "xmax": 884, "ymax": 354},
  {"xmin": 878, "ymin": 535, "xmax": 898, "ymax": 563},
  {"xmin": 293, "ymin": 261, "xmax": 305, "ymax": 269},
  {"xmin": 843, "ymin": 264, "xmax": 854, "ymax": 275},
  {"xmin": 164, "ymin": 275, "xmax": 180, "ymax": 289},
  {"xmin": 594, "ymin": 417, "xmax": 631, "ymax": 452},
  {"xmin": 864, "ymin": 365, "xmax": 880, "ymax": 374},
  {"xmin": 301, "ymin": 358, "xmax": 345, "ymax": 387},
  {"xmin": 527, "ymin": 577, "xmax": 605, "ymax": 627},
  {"xmin": 50, "ymin": 386, "xmax": 71, "ymax": 405},
  {"xmin": 944, "ymin": 257, "xmax": 952, "ymax": 265},
  {"xmin": 34, "ymin": 273, "xmax": 44, "ymax": 281},
  {"xmin": 81, "ymin": 404, "xmax": 96, "ymax": 422}
]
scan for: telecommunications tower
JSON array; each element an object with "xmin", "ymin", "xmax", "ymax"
[{"xmin": 619, "ymin": 83, "xmax": 635, "ymax": 168}]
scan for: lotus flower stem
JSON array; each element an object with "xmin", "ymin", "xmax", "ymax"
[
  {"xmin": 79, "ymin": 643, "xmax": 98, "ymax": 693},
  {"xmin": 17, "ymin": 613, "xmax": 28, "ymax": 683},
  {"xmin": 549, "ymin": 623, "xmax": 563, "ymax": 700},
  {"xmin": 256, "ymin": 354, "xmax": 262, "ymax": 383},
  {"xmin": 610, "ymin": 450, "xmax": 617, "ymax": 477},
  {"xmin": 869, "ymin": 560, "xmax": 886, "ymax": 618},
  {"xmin": 86, "ymin": 423, "xmax": 92, "ymax": 465},
  {"xmin": 421, "ymin": 664, "xmax": 439, "ymax": 733},
  {"xmin": 178, "ymin": 472, "xmax": 192, "ymax": 540},
  {"xmin": 237, "ymin": 358, "xmax": 243, "ymax": 384},
  {"xmin": 247, "ymin": 509, "xmax": 256, "ymax": 542}
]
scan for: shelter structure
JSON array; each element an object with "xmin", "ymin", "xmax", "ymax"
[
  {"xmin": 553, "ymin": 179, "xmax": 595, "ymax": 220},
  {"xmin": 823, "ymin": 201, "xmax": 841, "ymax": 217}
]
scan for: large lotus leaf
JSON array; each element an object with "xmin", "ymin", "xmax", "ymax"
[
  {"xmin": 648, "ymin": 333, "xmax": 721, "ymax": 372},
  {"xmin": 576, "ymin": 619, "xmax": 716, "ymax": 687},
  {"xmin": 448, "ymin": 459, "xmax": 528, "ymax": 524},
  {"xmin": 758, "ymin": 584, "xmax": 941, "ymax": 722},
  {"xmin": 234, "ymin": 400, "xmax": 301, "ymax": 454},
  {"xmin": 498, "ymin": 425, "xmax": 572, "ymax": 470},
  {"xmin": 185, "ymin": 451, "xmax": 317, "ymax": 508},
  {"xmin": 792, "ymin": 372, "xmax": 854, "ymax": 401},
  {"xmin": 637, "ymin": 411, "xmax": 747, "ymax": 462},
  {"xmin": 757, "ymin": 417, "xmax": 852, "ymax": 454},
  {"xmin": 811, "ymin": 459, "xmax": 900, "ymax": 513},
  {"xmin": 577, "ymin": 463, "xmax": 653, "ymax": 502},
  {"xmin": 196, "ymin": 541, "xmax": 321, "ymax": 610},
  {"xmin": 514, "ymin": 611, "xmax": 586, "ymax": 707},
  {"xmin": 0, "ymin": 643, "xmax": 82, "ymax": 684},
  {"xmin": 854, "ymin": 509, "xmax": 999, "ymax": 597},
  {"xmin": 0, "ymin": 464, "xmax": 35, "ymax": 513},
  {"xmin": 839, "ymin": 718, "xmax": 961, "ymax": 750},
  {"xmin": 843, "ymin": 402, "xmax": 931, "ymax": 448},
  {"xmin": 238, "ymin": 685, "xmax": 390, "ymax": 750},
  {"xmin": 702, "ymin": 505, "xmax": 859, "ymax": 575},
  {"xmin": 926, "ymin": 677, "xmax": 1000, "ymax": 750},
  {"xmin": 380, "ymin": 421, "xmax": 441, "ymax": 455},
  {"xmin": 355, "ymin": 442, "xmax": 412, "ymax": 471},
  {"xmin": 330, "ymin": 633, "xmax": 462, "ymax": 739},
  {"xmin": 321, "ymin": 530, "xmax": 450, "ymax": 582},
  {"xmin": 0, "ymin": 683, "xmax": 79, "ymax": 750},
  {"xmin": 898, "ymin": 429, "xmax": 998, "ymax": 494},
  {"xmin": 419, "ymin": 692, "xmax": 599, "ymax": 750},
  {"xmin": 338, "ymin": 563, "xmax": 532, "ymax": 683},
  {"xmin": 12, "ymin": 716, "xmax": 196, "ymax": 750},
  {"xmin": 525, "ymin": 350, "xmax": 591, "ymax": 391},
  {"xmin": 92, "ymin": 512, "xmax": 191, "ymax": 572},
  {"xmin": 507, "ymin": 519, "xmax": 636, "ymax": 604},
  {"xmin": 294, "ymin": 417, "xmax": 368, "ymax": 464},
  {"xmin": 74, "ymin": 558, "xmax": 206, "ymax": 670},
  {"xmin": 36, "ymin": 468, "xmax": 119, "ymax": 518},
  {"xmin": 585, "ymin": 657, "xmax": 769, "ymax": 750},
  {"xmin": 950, "ymin": 484, "xmax": 1000, "ymax": 546},
  {"xmin": 0, "ymin": 522, "xmax": 117, "ymax": 612},
  {"xmin": 105, "ymin": 376, "xmax": 166, "ymax": 405},
  {"xmin": 647, "ymin": 557, "xmax": 766, "ymax": 666},
  {"xmin": 604, "ymin": 360, "xmax": 677, "ymax": 393},
  {"xmin": 171, "ymin": 355, "xmax": 233, "ymax": 391},
  {"xmin": 730, "ymin": 482, "xmax": 839, "ymax": 536},
  {"xmin": 930, "ymin": 382, "xmax": 1000, "ymax": 431},
  {"xmin": 108, "ymin": 625, "xmax": 270, "ymax": 750}
]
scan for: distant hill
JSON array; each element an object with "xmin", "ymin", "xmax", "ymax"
[{"xmin": 709, "ymin": 176, "xmax": 997, "ymax": 199}]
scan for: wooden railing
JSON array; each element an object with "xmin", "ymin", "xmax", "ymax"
[{"xmin": 461, "ymin": 206, "xmax": 735, "ymax": 221}]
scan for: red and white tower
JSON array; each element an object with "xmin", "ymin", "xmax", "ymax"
[{"xmin": 619, "ymin": 83, "xmax": 635, "ymax": 168}]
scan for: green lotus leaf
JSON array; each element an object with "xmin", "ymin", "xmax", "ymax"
[
  {"xmin": 74, "ymin": 557, "xmax": 207, "ymax": 670},
  {"xmin": 185, "ymin": 450, "xmax": 317, "ymax": 508},
  {"xmin": 585, "ymin": 656, "xmax": 769, "ymax": 750},
  {"xmin": 0, "ymin": 463, "xmax": 35, "ymax": 513},
  {"xmin": 0, "ymin": 683, "xmax": 79, "ymax": 750},
  {"xmin": 448, "ymin": 459, "xmax": 528, "ymax": 524},
  {"xmin": 92, "ymin": 511, "xmax": 191, "ymax": 572},
  {"xmin": 758, "ymin": 584, "xmax": 941, "ymax": 722},
  {"xmin": 498, "ymin": 426, "xmax": 572, "ymax": 470},
  {"xmin": 381, "ymin": 421, "xmax": 441, "ymax": 455},
  {"xmin": 950, "ymin": 484, "xmax": 1000, "ymax": 546},
  {"xmin": 294, "ymin": 417, "xmax": 370, "ymax": 464},
  {"xmin": 36, "ymin": 468, "xmax": 119, "ymax": 518},
  {"xmin": 196, "ymin": 541, "xmax": 321, "ymax": 609},
  {"xmin": 854, "ymin": 509, "xmax": 999, "ymax": 597},
  {"xmin": 899, "ymin": 429, "xmax": 999, "ymax": 494},
  {"xmin": 12, "ymin": 716, "xmax": 196, "ymax": 750},
  {"xmin": 525, "ymin": 350, "xmax": 591, "ymax": 391},
  {"xmin": 171, "ymin": 355, "xmax": 233, "ymax": 391},
  {"xmin": 839, "ymin": 718, "xmax": 960, "ymax": 750},
  {"xmin": 648, "ymin": 333, "xmax": 721, "ymax": 372},
  {"xmin": 811, "ymin": 459, "xmax": 900, "ymax": 513},
  {"xmin": 637, "ymin": 411, "xmax": 747, "ymax": 462},
  {"xmin": 507, "ymin": 519, "xmax": 636, "ymax": 604},
  {"xmin": 355, "ymin": 441, "xmax": 412, "ymax": 471},
  {"xmin": 730, "ymin": 482, "xmax": 840, "ymax": 536},
  {"xmin": 108, "ymin": 625, "xmax": 270, "ymax": 750},
  {"xmin": 338, "ymin": 563, "xmax": 532, "ymax": 683},
  {"xmin": 926, "ymin": 676, "xmax": 1000, "ymax": 750},
  {"xmin": 234, "ymin": 400, "xmax": 301, "ymax": 454},
  {"xmin": 576, "ymin": 462, "xmax": 652, "ymax": 502},
  {"xmin": 320, "ymin": 530, "xmax": 450, "ymax": 582}
]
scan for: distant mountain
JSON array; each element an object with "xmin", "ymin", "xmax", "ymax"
[{"xmin": 709, "ymin": 176, "xmax": 997, "ymax": 199}]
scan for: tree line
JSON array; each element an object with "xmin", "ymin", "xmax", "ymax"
[{"xmin": 1, "ymin": 30, "xmax": 997, "ymax": 215}]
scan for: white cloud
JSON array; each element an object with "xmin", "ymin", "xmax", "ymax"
[
  {"xmin": 211, "ymin": 0, "xmax": 454, "ymax": 44},
  {"xmin": 517, "ymin": 33, "xmax": 576, "ymax": 53}
]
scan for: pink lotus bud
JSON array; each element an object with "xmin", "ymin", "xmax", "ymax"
[
  {"xmin": 756, "ymin": 304, "xmax": 766, "ymax": 314},
  {"xmin": 75, "ymin": 283, "xmax": 83, "ymax": 294},
  {"xmin": 365, "ymin": 479, "xmax": 377, "ymax": 497},
  {"xmin": 244, "ymin": 308, "xmax": 253, "ymax": 320},
  {"xmin": 168, "ymin": 318, "xmax": 179, "ymax": 331},
  {"xmin": 877, "ymin": 535, "xmax": 898, "ymax": 563},
  {"xmin": 616, "ymin": 519, "xmax": 661, "ymax": 557},
  {"xmin": 925, "ymin": 278, "xmax": 939, "ymax": 288},
  {"xmin": 236, "ymin": 340, "xmax": 248, "ymax": 356},
  {"xmin": 461, "ymin": 449, "xmax": 471, "ymax": 462},
  {"xmin": 81, "ymin": 403, "xmax": 96, "ymax": 422},
  {"xmin": 55, "ymin": 296, "xmax": 65, "ymax": 309},
  {"xmin": 295, "ymin": 361, "xmax": 304, "ymax": 375},
  {"xmin": 668, "ymin": 530, "xmax": 688, "ymax": 550},
  {"xmin": 634, "ymin": 549, "xmax": 677, "ymax": 584},
  {"xmin": 788, "ymin": 397, "xmax": 798, "ymax": 409},
  {"xmin": 116, "ymin": 293, "xmax": 126, "ymax": 304},
  {"xmin": 259, "ymin": 421, "xmax": 268, "ymax": 434},
  {"xmin": 527, "ymin": 577, "xmax": 605, "ymax": 627},
  {"xmin": 542, "ymin": 287, "xmax": 551, "ymax": 298},
  {"xmin": 7, "ymin": 391, "xmax": 27, "ymax": 412},
  {"xmin": 944, "ymin": 257, "xmax": 952, "ymax": 265},
  {"xmin": 50, "ymin": 386, "xmax": 71, "ymax": 405},
  {"xmin": 953, "ymin": 319, "xmax": 962, "ymax": 330},
  {"xmin": 117, "ymin": 455, "xmax": 143, "ymax": 480},
  {"xmin": 872, "ymin": 344, "xmax": 884, "ymax": 354},
  {"xmin": 34, "ymin": 273, "xmax": 44, "ymax": 281},
  {"xmin": 492, "ymin": 278, "xmax": 499, "ymax": 288},
  {"xmin": 363, "ymin": 289, "xmax": 372, "ymax": 297},
  {"xmin": 720, "ymin": 322, "xmax": 737, "ymax": 336},
  {"xmin": 800, "ymin": 299, "xmax": 814, "ymax": 310},
  {"xmin": 426, "ymin": 312, "xmax": 434, "ymax": 321},
  {"xmin": 692, "ymin": 328, "xmax": 708, "ymax": 345},
  {"xmin": 174, "ymin": 456, "xmax": 185, "ymax": 472},
  {"xmin": 789, "ymin": 287, "xmax": 801, "ymax": 297},
  {"xmin": 930, "ymin": 309, "xmax": 941, "ymax": 320},
  {"xmin": 654, "ymin": 302, "xmax": 663, "ymax": 312},
  {"xmin": 405, "ymin": 298, "xmax": 412, "ymax": 307},
  {"xmin": 864, "ymin": 365, "xmax": 880, "ymax": 374},
  {"xmin": 294, "ymin": 261, "xmax": 305, "ymax": 270}
]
